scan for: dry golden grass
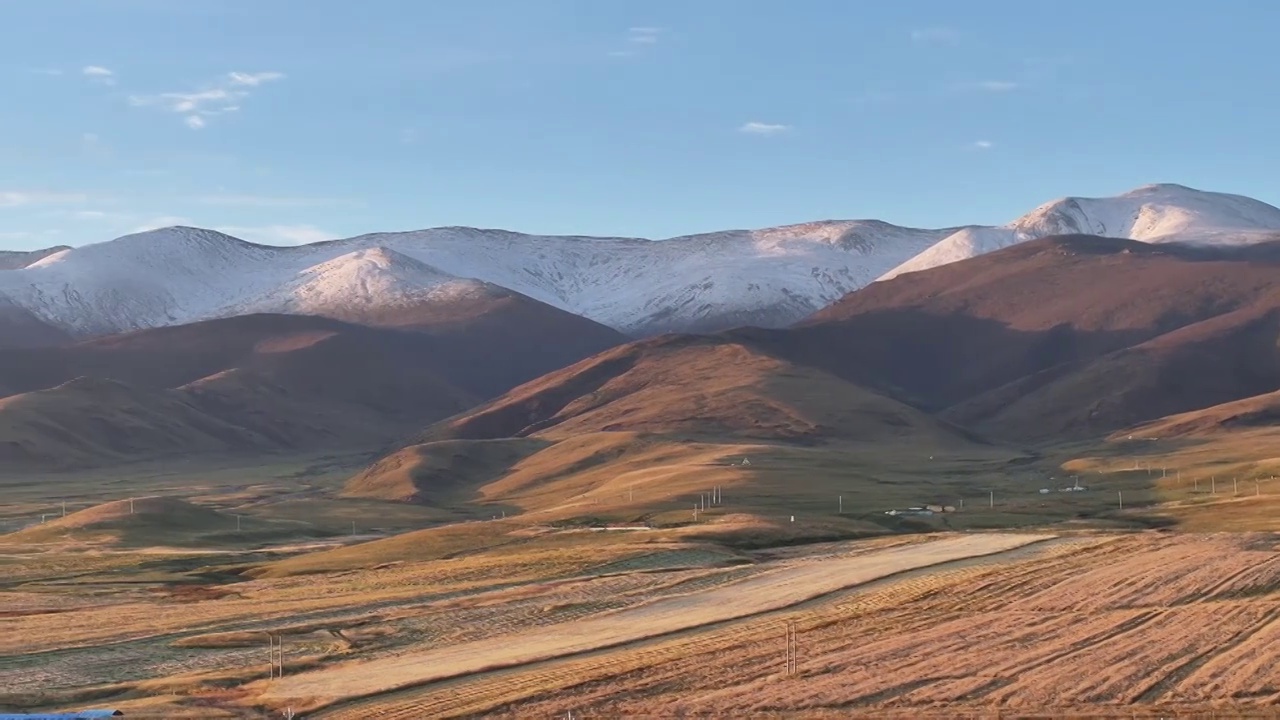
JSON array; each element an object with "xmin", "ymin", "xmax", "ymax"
[
  {"xmin": 300, "ymin": 533, "xmax": 1280, "ymax": 719},
  {"xmin": 258, "ymin": 532, "xmax": 1050, "ymax": 712}
]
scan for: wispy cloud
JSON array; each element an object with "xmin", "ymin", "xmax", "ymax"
[
  {"xmin": 193, "ymin": 194, "xmax": 358, "ymax": 208},
  {"xmin": 910, "ymin": 27, "xmax": 961, "ymax": 45},
  {"xmin": 216, "ymin": 224, "xmax": 335, "ymax": 246},
  {"xmin": 971, "ymin": 140, "xmax": 994, "ymax": 150},
  {"xmin": 628, "ymin": 27, "xmax": 663, "ymax": 44},
  {"xmin": 82, "ymin": 65, "xmax": 116, "ymax": 85},
  {"xmin": 227, "ymin": 71, "xmax": 285, "ymax": 87},
  {"xmin": 128, "ymin": 71, "xmax": 283, "ymax": 129},
  {"xmin": 0, "ymin": 191, "xmax": 90, "ymax": 208},
  {"xmin": 738, "ymin": 121, "xmax": 790, "ymax": 135},
  {"xmin": 610, "ymin": 27, "xmax": 664, "ymax": 57},
  {"xmin": 965, "ymin": 80, "xmax": 1019, "ymax": 93}
]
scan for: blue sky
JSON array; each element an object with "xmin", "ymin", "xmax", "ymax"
[{"xmin": 2, "ymin": 1, "xmax": 1279, "ymax": 250}]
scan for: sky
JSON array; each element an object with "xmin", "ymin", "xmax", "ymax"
[{"xmin": 2, "ymin": 0, "xmax": 1279, "ymax": 251}]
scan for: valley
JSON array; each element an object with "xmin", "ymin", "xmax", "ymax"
[{"xmin": 8, "ymin": 216, "xmax": 1280, "ymax": 717}]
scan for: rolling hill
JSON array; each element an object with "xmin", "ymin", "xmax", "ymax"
[
  {"xmin": 344, "ymin": 333, "xmax": 997, "ymax": 514},
  {"xmin": 421, "ymin": 334, "xmax": 976, "ymax": 446},
  {"xmin": 0, "ymin": 307, "xmax": 621, "ymax": 469},
  {"xmin": 0, "ymin": 377, "xmax": 273, "ymax": 470}
]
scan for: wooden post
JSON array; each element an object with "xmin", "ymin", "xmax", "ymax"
[
  {"xmin": 1234, "ymin": 478, "xmax": 1239, "ymax": 496},
  {"xmin": 838, "ymin": 495, "xmax": 843, "ymax": 514},
  {"xmin": 989, "ymin": 490, "xmax": 994, "ymax": 508},
  {"xmin": 1118, "ymin": 491, "xmax": 1123, "ymax": 511}
]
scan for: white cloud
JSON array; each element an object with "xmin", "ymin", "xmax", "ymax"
[
  {"xmin": 911, "ymin": 27, "xmax": 960, "ymax": 45},
  {"xmin": 128, "ymin": 71, "xmax": 282, "ymax": 129},
  {"xmin": 0, "ymin": 191, "xmax": 90, "ymax": 208},
  {"xmin": 216, "ymin": 224, "xmax": 335, "ymax": 246},
  {"xmin": 739, "ymin": 121, "xmax": 790, "ymax": 135},
  {"xmin": 971, "ymin": 140, "xmax": 994, "ymax": 150},
  {"xmin": 82, "ymin": 65, "xmax": 116, "ymax": 85},
  {"xmin": 227, "ymin": 71, "xmax": 285, "ymax": 86}
]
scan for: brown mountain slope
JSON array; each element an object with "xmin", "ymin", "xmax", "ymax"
[
  {"xmin": 0, "ymin": 305, "xmax": 622, "ymax": 402},
  {"xmin": 0, "ymin": 306, "xmax": 621, "ymax": 469},
  {"xmin": 314, "ymin": 284, "xmax": 628, "ymax": 396},
  {"xmin": 0, "ymin": 316, "xmax": 479, "ymax": 467},
  {"xmin": 746, "ymin": 235, "xmax": 1280, "ymax": 413},
  {"xmin": 0, "ymin": 301, "xmax": 71, "ymax": 350},
  {"xmin": 945, "ymin": 303, "xmax": 1280, "ymax": 440},
  {"xmin": 0, "ymin": 377, "xmax": 273, "ymax": 470},
  {"xmin": 422, "ymin": 334, "xmax": 978, "ymax": 446}
]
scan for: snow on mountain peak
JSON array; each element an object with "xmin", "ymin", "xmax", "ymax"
[
  {"xmin": 235, "ymin": 246, "xmax": 483, "ymax": 316},
  {"xmin": 879, "ymin": 184, "xmax": 1280, "ymax": 281},
  {"xmin": 2, "ymin": 184, "xmax": 1277, "ymax": 337}
]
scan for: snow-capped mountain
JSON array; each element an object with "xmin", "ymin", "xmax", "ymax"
[
  {"xmin": 0, "ymin": 221, "xmax": 954, "ymax": 336},
  {"xmin": 879, "ymin": 184, "xmax": 1280, "ymax": 281},
  {"xmin": 228, "ymin": 247, "xmax": 489, "ymax": 317},
  {"xmin": 0, "ymin": 183, "xmax": 1277, "ymax": 337}
]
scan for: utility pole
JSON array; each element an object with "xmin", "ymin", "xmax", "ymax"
[
  {"xmin": 1118, "ymin": 491, "xmax": 1123, "ymax": 511},
  {"xmin": 838, "ymin": 495, "xmax": 843, "ymax": 514},
  {"xmin": 989, "ymin": 490, "xmax": 994, "ymax": 508}
]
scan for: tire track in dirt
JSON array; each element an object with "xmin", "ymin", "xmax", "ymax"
[{"xmin": 1133, "ymin": 603, "xmax": 1280, "ymax": 703}]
